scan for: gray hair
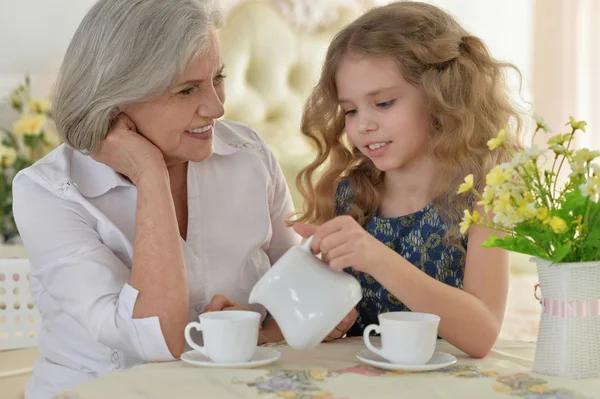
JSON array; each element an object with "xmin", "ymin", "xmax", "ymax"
[{"xmin": 52, "ymin": 0, "xmax": 223, "ymax": 153}]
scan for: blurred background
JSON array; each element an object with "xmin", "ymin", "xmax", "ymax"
[{"xmin": 0, "ymin": 0, "xmax": 599, "ymax": 352}]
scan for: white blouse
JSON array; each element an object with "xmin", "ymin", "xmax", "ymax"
[{"xmin": 12, "ymin": 120, "xmax": 301, "ymax": 398}]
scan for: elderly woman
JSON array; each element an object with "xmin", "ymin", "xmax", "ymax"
[{"xmin": 12, "ymin": 0, "xmax": 300, "ymax": 397}]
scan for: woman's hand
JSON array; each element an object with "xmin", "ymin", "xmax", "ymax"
[
  {"xmin": 203, "ymin": 295, "xmax": 272, "ymax": 344},
  {"xmin": 323, "ymin": 308, "xmax": 358, "ymax": 342},
  {"xmin": 293, "ymin": 215, "xmax": 393, "ymax": 274},
  {"xmin": 202, "ymin": 294, "xmax": 251, "ymax": 313},
  {"xmin": 91, "ymin": 113, "xmax": 165, "ymax": 185}
]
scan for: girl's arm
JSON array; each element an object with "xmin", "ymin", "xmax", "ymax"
[
  {"xmin": 295, "ymin": 204, "xmax": 510, "ymax": 358},
  {"xmin": 369, "ymin": 204, "xmax": 509, "ymax": 358}
]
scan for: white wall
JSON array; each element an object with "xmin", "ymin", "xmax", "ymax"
[
  {"xmin": 0, "ymin": 0, "xmax": 98, "ymax": 95},
  {"xmin": 373, "ymin": 0, "xmax": 535, "ymax": 109},
  {"xmin": 0, "ymin": 0, "xmax": 534, "ymax": 125}
]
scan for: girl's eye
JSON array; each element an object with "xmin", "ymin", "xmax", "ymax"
[
  {"xmin": 344, "ymin": 109, "xmax": 357, "ymax": 116},
  {"xmin": 377, "ymin": 99, "xmax": 396, "ymax": 109}
]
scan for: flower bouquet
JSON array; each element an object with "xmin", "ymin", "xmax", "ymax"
[
  {"xmin": 458, "ymin": 116, "xmax": 600, "ymax": 378},
  {"xmin": 1, "ymin": 75, "xmax": 60, "ymax": 242}
]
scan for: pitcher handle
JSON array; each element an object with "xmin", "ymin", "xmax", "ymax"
[{"xmin": 301, "ymin": 236, "xmax": 314, "ymax": 252}]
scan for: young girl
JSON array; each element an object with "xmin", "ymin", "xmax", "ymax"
[{"xmin": 292, "ymin": 1, "xmax": 522, "ymax": 358}]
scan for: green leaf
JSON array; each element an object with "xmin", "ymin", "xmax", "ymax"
[
  {"xmin": 514, "ymin": 221, "xmax": 554, "ymax": 243},
  {"xmin": 551, "ymin": 243, "xmax": 572, "ymax": 262},
  {"xmin": 559, "ymin": 190, "xmax": 588, "ymax": 215},
  {"xmin": 481, "ymin": 234, "xmax": 549, "ymax": 259}
]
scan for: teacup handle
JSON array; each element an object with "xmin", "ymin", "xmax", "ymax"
[
  {"xmin": 184, "ymin": 322, "xmax": 208, "ymax": 357},
  {"xmin": 363, "ymin": 324, "xmax": 383, "ymax": 357}
]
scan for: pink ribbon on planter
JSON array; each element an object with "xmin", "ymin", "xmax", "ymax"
[{"xmin": 542, "ymin": 298, "xmax": 600, "ymax": 318}]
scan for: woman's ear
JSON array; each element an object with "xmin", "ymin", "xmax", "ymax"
[{"xmin": 108, "ymin": 108, "xmax": 121, "ymax": 129}]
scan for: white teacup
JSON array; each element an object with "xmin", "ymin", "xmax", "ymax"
[
  {"xmin": 184, "ymin": 310, "xmax": 260, "ymax": 363},
  {"xmin": 363, "ymin": 312, "xmax": 440, "ymax": 365}
]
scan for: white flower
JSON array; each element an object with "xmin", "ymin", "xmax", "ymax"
[
  {"xmin": 580, "ymin": 178, "xmax": 600, "ymax": 203},
  {"xmin": 570, "ymin": 160, "xmax": 587, "ymax": 177}
]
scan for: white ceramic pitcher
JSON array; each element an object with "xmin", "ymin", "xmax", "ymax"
[{"xmin": 249, "ymin": 237, "xmax": 362, "ymax": 350}]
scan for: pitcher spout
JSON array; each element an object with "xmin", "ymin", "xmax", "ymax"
[{"xmin": 248, "ymin": 283, "xmax": 261, "ymax": 305}]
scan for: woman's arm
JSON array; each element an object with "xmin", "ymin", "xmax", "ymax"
[
  {"xmin": 13, "ymin": 172, "xmax": 185, "ymax": 361},
  {"xmin": 90, "ymin": 115, "xmax": 188, "ymax": 358},
  {"xmin": 128, "ymin": 165, "xmax": 188, "ymax": 357}
]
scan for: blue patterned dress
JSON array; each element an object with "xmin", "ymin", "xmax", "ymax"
[{"xmin": 334, "ymin": 179, "xmax": 468, "ymax": 337}]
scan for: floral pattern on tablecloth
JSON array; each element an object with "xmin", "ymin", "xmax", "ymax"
[
  {"xmin": 330, "ymin": 363, "xmax": 499, "ymax": 378},
  {"xmin": 233, "ymin": 369, "xmax": 345, "ymax": 399},
  {"xmin": 235, "ymin": 367, "xmax": 595, "ymax": 399},
  {"xmin": 492, "ymin": 373, "xmax": 595, "ymax": 399}
]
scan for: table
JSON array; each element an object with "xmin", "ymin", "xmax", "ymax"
[
  {"xmin": 0, "ymin": 347, "xmax": 37, "ymax": 399},
  {"xmin": 55, "ymin": 338, "xmax": 600, "ymax": 399}
]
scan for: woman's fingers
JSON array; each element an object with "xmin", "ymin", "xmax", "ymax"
[{"xmin": 203, "ymin": 294, "xmax": 235, "ymax": 312}]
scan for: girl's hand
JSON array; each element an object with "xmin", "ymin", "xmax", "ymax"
[
  {"xmin": 293, "ymin": 215, "xmax": 392, "ymax": 273},
  {"xmin": 91, "ymin": 113, "xmax": 166, "ymax": 185},
  {"xmin": 323, "ymin": 308, "xmax": 358, "ymax": 342}
]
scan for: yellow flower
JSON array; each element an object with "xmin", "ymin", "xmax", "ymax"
[
  {"xmin": 573, "ymin": 148, "xmax": 600, "ymax": 164},
  {"xmin": 0, "ymin": 145, "xmax": 18, "ymax": 167},
  {"xmin": 12, "ymin": 113, "xmax": 45, "ymax": 136},
  {"xmin": 549, "ymin": 216, "xmax": 567, "ymax": 234},
  {"xmin": 477, "ymin": 187, "xmax": 496, "ymax": 213},
  {"xmin": 29, "ymin": 98, "xmax": 51, "ymax": 114},
  {"xmin": 536, "ymin": 208, "xmax": 549, "ymax": 221},
  {"xmin": 457, "ymin": 174, "xmax": 474, "ymax": 194},
  {"xmin": 486, "ymin": 166, "xmax": 511, "ymax": 187},
  {"xmin": 549, "ymin": 144, "xmax": 566, "ymax": 155},
  {"xmin": 276, "ymin": 392, "xmax": 297, "ymax": 398},
  {"xmin": 487, "ymin": 129, "xmax": 506, "ymax": 150},
  {"xmin": 516, "ymin": 198, "xmax": 536, "ymax": 220},
  {"xmin": 308, "ymin": 369, "xmax": 329, "ymax": 381},
  {"xmin": 459, "ymin": 210, "xmax": 480, "ymax": 234},
  {"xmin": 493, "ymin": 192, "xmax": 513, "ymax": 214},
  {"xmin": 528, "ymin": 384, "xmax": 549, "ymax": 393},
  {"xmin": 566, "ymin": 116, "xmax": 587, "ymax": 132},
  {"xmin": 547, "ymin": 133, "xmax": 573, "ymax": 146}
]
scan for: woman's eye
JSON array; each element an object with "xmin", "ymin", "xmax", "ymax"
[
  {"xmin": 179, "ymin": 87, "xmax": 195, "ymax": 96},
  {"xmin": 214, "ymin": 73, "xmax": 227, "ymax": 84}
]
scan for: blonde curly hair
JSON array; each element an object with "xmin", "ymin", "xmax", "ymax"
[{"xmin": 293, "ymin": 1, "xmax": 522, "ymax": 247}]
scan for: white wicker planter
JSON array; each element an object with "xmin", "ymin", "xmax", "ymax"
[{"xmin": 533, "ymin": 258, "xmax": 600, "ymax": 379}]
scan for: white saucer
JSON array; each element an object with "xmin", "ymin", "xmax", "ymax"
[
  {"xmin": 356, "ymin": 349, "xmax": 457, "ymax": 371},
  {"xmin": 181, "ymin": 347, "xmax": 281, "ymax": 368}
]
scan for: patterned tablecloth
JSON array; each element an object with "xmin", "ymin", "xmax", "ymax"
[{"xmin": 56, "ymin": 338, "xmax": 600, "ymax": 399}]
